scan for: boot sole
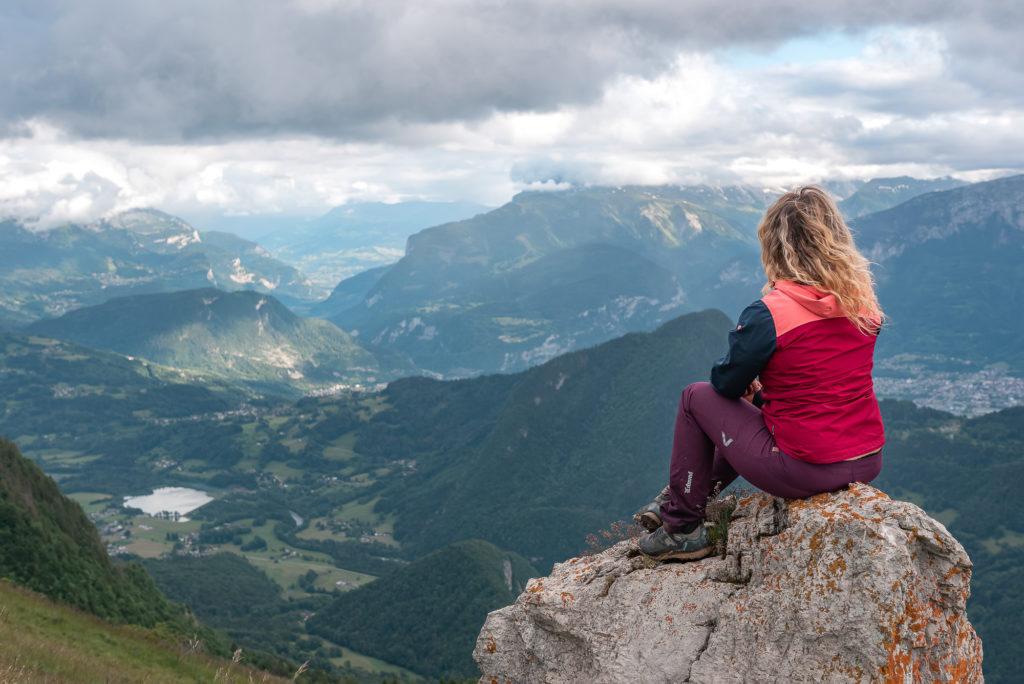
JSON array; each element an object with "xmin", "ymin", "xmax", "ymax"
[{"xmin": 636, "ymin": 511, "xmax": 663, "ymax": 532}]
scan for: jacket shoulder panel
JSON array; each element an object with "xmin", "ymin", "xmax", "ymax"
[{"xmin": 763, "ymin": 287, "xmax": 827, "ymax": 338}]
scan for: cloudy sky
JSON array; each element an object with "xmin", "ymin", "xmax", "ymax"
[{"xmin": 1, "ymin": 0, "xmax": 1022, "ymax": 228}]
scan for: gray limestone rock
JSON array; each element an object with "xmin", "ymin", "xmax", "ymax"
[{"xmin": 474, "ymin": 483, "xmax": 983, "ymax": 683}]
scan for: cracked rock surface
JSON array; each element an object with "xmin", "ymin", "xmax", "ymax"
[{"xmin": 473, "ymin": 484, "xmax": 983, "ymax": 683}]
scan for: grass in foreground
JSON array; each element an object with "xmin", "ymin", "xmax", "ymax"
[{"xmin": 0, "ymin": 580, "xmax": 292, "ymax": 684}]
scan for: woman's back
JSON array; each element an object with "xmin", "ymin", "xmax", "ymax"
[{"xmin": 758, "ymin": 281, "xmax": 883, "ymax": 463}]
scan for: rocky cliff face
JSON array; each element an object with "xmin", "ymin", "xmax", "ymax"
[{"xmin": 474, "ymin": 484, "xmax": 983, "ymax": 683}]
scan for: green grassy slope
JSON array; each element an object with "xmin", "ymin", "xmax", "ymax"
[{"xmin": 0, "ymin": 580, "xmax": 293, "ymax": 684}]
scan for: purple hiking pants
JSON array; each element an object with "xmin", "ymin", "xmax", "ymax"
[{"xmin": 660, "ymin": 382, "xmax": 883, "ymax": 532}]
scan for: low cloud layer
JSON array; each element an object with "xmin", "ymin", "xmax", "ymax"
[{"xmin": 1, "ymin": 1, "xmax": 1021, "ymax": 227}]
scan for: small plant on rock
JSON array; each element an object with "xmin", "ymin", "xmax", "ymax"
[{"xmin": 705, "ymin": 495, "xmax": 737, "ymax": 556}]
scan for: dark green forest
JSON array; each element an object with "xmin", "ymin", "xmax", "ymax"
[
  {"xmin": 308, "ymin": 540, "xmax": 536, "ymax": 679},
  {"xmin": 359, "ymin": 308, "xmax": 733, "ymax": 568},
  {"xmin": 0, "ymin": 438, "xmax": 197, "ymax": 630}
]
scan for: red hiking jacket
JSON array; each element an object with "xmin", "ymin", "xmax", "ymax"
[{"xmin": 710, "ymin": 281, "xmax": 885, "ymax": 463}]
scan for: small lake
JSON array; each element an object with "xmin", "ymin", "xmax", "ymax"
[{"xmin": 123, "ymin": 487, "xmax": 212, "ymax": 521}]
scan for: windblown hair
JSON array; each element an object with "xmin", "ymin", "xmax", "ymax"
[{"xmin": 758, "ymin": 186, "xmax": 882, "ymax": 334}]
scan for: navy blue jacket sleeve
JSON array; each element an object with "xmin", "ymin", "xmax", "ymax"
[{"xmin": 709, "ymin": 300, "xmax": 776, "ymax": 398}]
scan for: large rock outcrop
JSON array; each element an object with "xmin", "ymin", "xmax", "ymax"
[{"xmin": 474, "ymin": 484, "xmax": 983, "ymax": 683}]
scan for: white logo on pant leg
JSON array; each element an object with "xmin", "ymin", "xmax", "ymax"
[
  {"xmin": 721, "ymin": 431, "xmax": 734, "ymax": 447},
  {"xmin": 684, "ymin": 471, "xmax": 693, "ymax": 494}
]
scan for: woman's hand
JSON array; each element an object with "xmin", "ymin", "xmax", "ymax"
[{"xmin": 742, "ymin": 379, "xmax": 762, "ymax": 404}]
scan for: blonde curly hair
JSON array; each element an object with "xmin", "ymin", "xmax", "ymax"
[{"xmin": 758, "ymin": 186, "xmax": 882, "ymax": 334}]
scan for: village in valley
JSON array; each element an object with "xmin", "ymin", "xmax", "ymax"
[{"xmin": 874, "ymin": 354, "xmax": 1024, "ymax": 417}]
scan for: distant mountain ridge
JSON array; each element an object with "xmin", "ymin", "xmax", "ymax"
[
  {"xmin": 26, "ymin": 287, "xmax": 418, "ymax": 396},
  {"xmin": 309, "ymin": 264, "xmax": 391, "ymax": 320},
  {"xmin": 331, "ymin": 186, "xmax": 768, "ymax": 375},
  {"xmin": 853, "ymin": 173, "xmax": 1024, "ymax": 371},
  {"xmin": 259, "ymin": 200, "xmax": 493, "ymax": 287},
  {"xmin": 325, "ymin": 178, "xmax": 990, "ymax": 378},
  {"xmin": 838, "ymin": 176, "xmax": 967, "ymax": 218},
  {"xmin": 0, "ymin": 209, "xmax": 325, "ymax": 326}
]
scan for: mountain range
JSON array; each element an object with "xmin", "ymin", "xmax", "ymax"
[
  {"xmin": 837, "ymin": 176, "xmax": 966, "ymax": 218},
  {"xmin": 852, "ymin": 174, "xmax": 1024, "ymax": 372},
  {"xmin": 4, "ymin": 175, "xmax": 1001, "ymax": 383},
  {"xmin": 322, "ymin": 177, "xmax": 1009, "ymax": 377},
  {"xmin": 255, "ymin": 200, "xmax": 492, "ymax": 288},
  {"xmin": 0, "ymin": 208, "xmax": 325, "ymax": 328},
  {"xmin": 25, "ymin": 287, "xmax": 417, "ymax": 396},
  {"xmin": 2, "ymin": 173, "xmax": 1022, "ymax": 682},
  {"xmin": 328, "ymin": 186, "xmax": 767, "ymax": 375}
]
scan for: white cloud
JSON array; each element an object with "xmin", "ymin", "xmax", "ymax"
[{"xmin": 0, "ymin": 9, "xmax": 1021, "ymax": 228}]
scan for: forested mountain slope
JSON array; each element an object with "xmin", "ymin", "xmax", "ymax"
[
  {"xmin": 854, "ymin": 174, "xmax": 1024, "ymax": 371},
  {"xmin": 356, "ymin": 308, "xmax": 733, "ymax": 568},
  {"xmin": 331, "ymin": 186, "xmax": 767, "ymax": 375},
  {"xmin": 26, "ymin": 287, "xmax": 418, "ymax": 396},
  {"xmin": 0, "ymin": 438, "xmax": 190, "ymax": 626},
  {"xmin": 0, "ymin": 209, "xmax": 323, "ymax": 326},
  {"xmin": 308, "ymin": 539, "xmax": 537, "ymax": 680}
]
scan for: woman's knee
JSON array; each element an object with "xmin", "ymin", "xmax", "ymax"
[
  {"xmin": 680, "ymin": 382, "xmax": 727, "ymax": 414},
  {"xmin": 681, "ymin": 381, "xmax": 714, "ymax": 403}
]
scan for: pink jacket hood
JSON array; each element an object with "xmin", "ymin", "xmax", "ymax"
[{"xmin": 773, "ymin": 280, "xmax": 843, "ymax": 319}]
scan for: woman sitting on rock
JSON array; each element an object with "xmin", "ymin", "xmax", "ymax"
[{"xmin": 637, "ymin": 186, "xmax": 885, "ymax": 561}]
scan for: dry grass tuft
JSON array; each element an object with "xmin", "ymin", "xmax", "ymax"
[
  {"xmin": 583, "ymin": 520, "xmax": 644, "ymax": 556},
  {"xmin": 0, "ymin": 660, "xmax": 28, "ymax": 684},
  {"xmin": 179, "ymin": 632, "xmax": 204, "ymax": 660}
]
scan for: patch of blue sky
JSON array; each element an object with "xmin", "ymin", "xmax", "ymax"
[{"xmin": 722, "ymin": 29, "xmax": 873, "ymax": 69}]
